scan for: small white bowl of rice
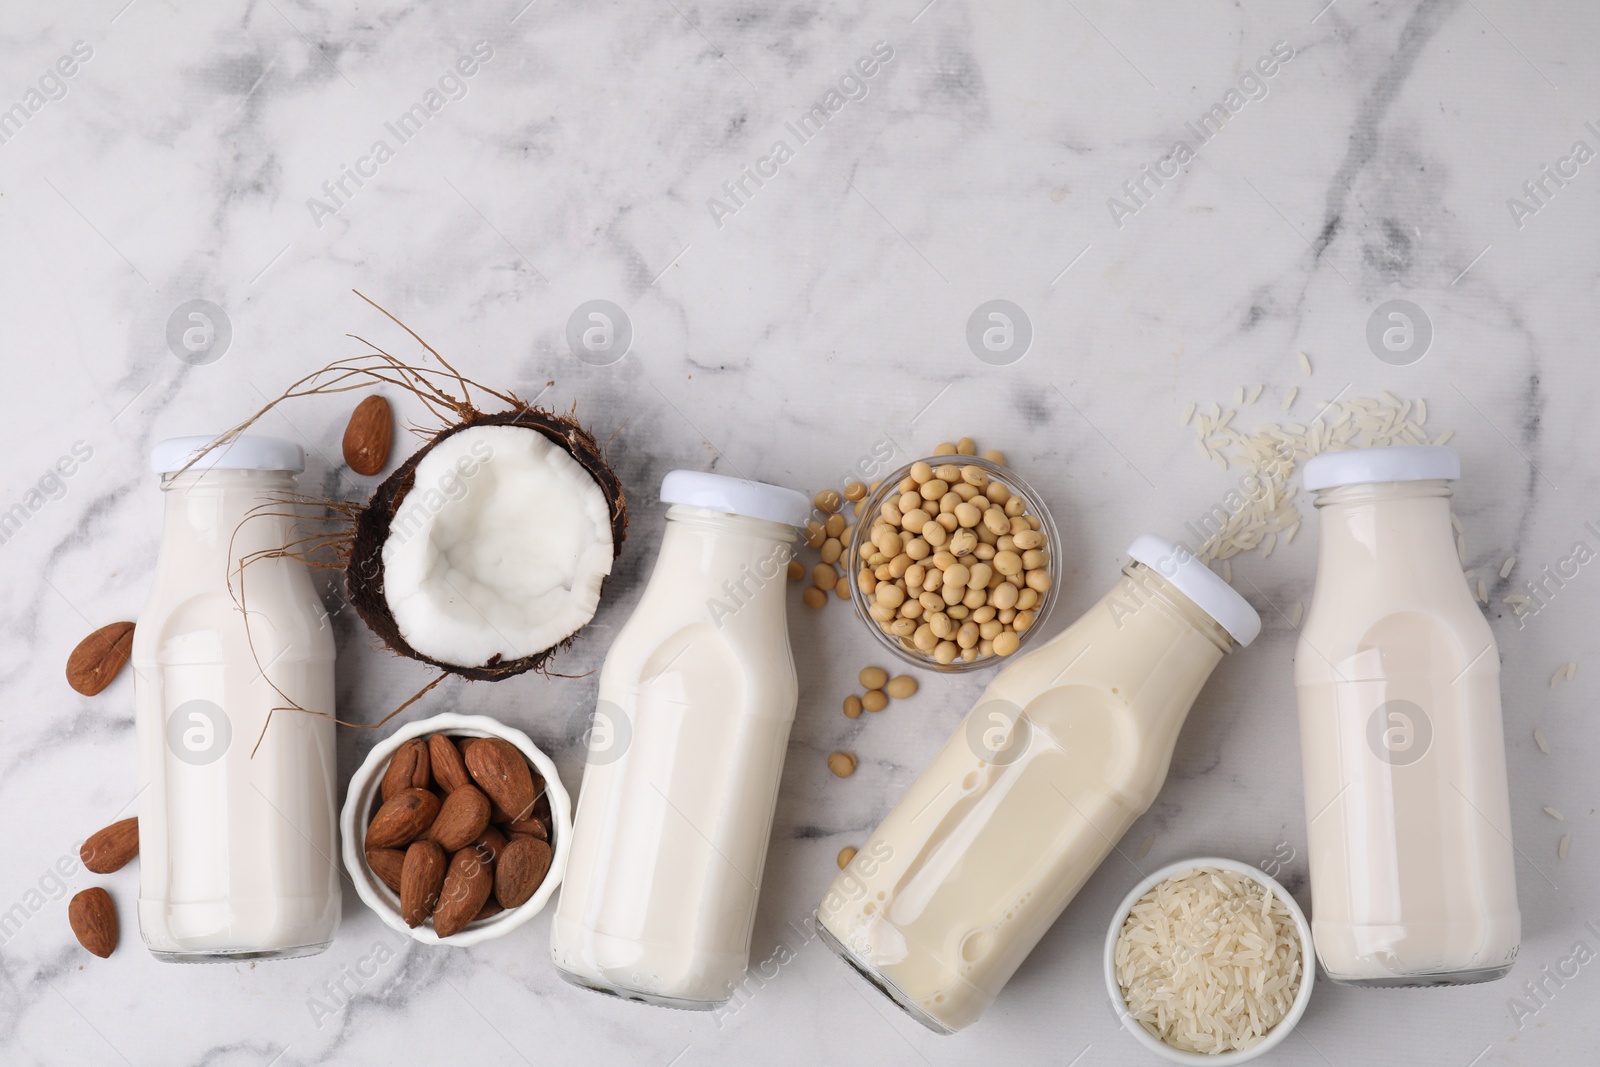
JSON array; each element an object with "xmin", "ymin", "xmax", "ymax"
[{"xmin": 1103, "ymin": 857, "xmax": 1314, "ymax": 1064}]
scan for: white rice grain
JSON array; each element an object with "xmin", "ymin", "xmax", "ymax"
[{"xmin": 1114, "ymin": 868, "xmax": 1301, "ymax": 1055}]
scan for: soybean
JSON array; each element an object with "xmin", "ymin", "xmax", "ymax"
[{"xmin": 886, "ymin": 675, "xmax": 918, "ymax": 699}]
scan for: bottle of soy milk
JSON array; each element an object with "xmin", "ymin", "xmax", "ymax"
[
  {"xmin": 1295, "ymin": 445, "xmax": 1520, "ymax": 985},
  {"xmin": 819, "ymin": 535, "xmax": 1260, "ymax": 1032},
  {"xmin": 551, "ymin": 470, "xmax": 811, "ymax": 1008},
  {"xmin": 133, "ymin": 436, "xmax": 339, "ymax": 960}
]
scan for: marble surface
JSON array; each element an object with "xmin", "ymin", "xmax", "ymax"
[{"xmin": 2, "ymin": 0, "xmax": 1597, "ymax": 1063}]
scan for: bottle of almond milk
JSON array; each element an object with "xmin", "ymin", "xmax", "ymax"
[
  {"xmin": 551, "ymin": 471, "xmax": 811, "ymax": 1009},
  {"xmin": 1295, "ymin": 445, "xmax": 1519, "ymax": 985},
  {"xmin": 818, "ymin": 535, "xmax": 1261, "ymax": 1032},
  {"xmin": 133, "ymin": 436, "xmax": 340, "ymax": 960}
]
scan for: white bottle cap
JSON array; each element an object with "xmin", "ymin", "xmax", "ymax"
[
  {"xmin": 1126, "ymin": 534, "xmax": 1262, "ymax": 647},
  {"xmin": 151, "ymin": 435, "xmax": 305, "ymax": 474},
  {"xmin": 660, "ymin": 470, "xmax": 812, "ymax": 528},
  {"xmin": 1302, "ymin": 444, "xmax": 1459, "ymax": 491}
]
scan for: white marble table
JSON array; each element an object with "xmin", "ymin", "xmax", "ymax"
[{"xmin": 2, "ymin": 0, "xmax": 1596, "ymax": 1063}]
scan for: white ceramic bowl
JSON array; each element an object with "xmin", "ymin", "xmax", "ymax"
[
  {"xmin": 341, "ymin": 712, "xmax": 572, "ymax": 947},
  {"xmin": 1102, "ymin": 857, "xmax": 1315, "ymax": 1065}
]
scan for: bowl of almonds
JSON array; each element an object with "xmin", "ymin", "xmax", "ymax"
[
  {"xmin": 846, "ymin": 456, "xmax": 1059, "ymax": 670},
  {"xmin": 341, "ymin": 713, "xmax": 570, "ymax": 946}
]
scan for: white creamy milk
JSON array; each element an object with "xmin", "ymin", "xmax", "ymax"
[
  {"xmin": 551, "ymin": 471, "xmax": 811, "ymax": 1008},
  {"xmin": 1296, "ymin": 445, "xmax": 1519, "ymax": 985},
  {"xmin": 819, "ymin": 535, "xmax": 1261, "ymax": 1032},
  {"xmin": 133, "ymin": 436, "xmax": 339, "ymax": 960}
]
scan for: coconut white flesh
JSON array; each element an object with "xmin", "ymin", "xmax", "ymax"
[{"xmin": 381, "ymin": 424, "xmax": 614, "ymax": 667}]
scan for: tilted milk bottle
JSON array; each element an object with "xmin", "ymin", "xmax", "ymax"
[
  {"xmin": 819, "ymin": 535, "xmax": 1261, "ymax": 1032},
  {"xmin": 551, "ymin": 470, "xmax": 811, "ymax": 1008},
  {"xmin": 1296, "ymin": 445, "xmax": 1519, "ymax": 985},
  {"xmin": 133, "ymin": 436, "xmax": 339, "ymax": 960}
]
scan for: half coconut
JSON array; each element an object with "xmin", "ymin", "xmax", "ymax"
[{"xmin": 347, "ymin": 408, "xmax": 626, "ymax": 681}]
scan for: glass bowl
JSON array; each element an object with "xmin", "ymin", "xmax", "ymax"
[{"xmin": 845, "ymin": 455, "xmax": 1061, "ymax": 673}]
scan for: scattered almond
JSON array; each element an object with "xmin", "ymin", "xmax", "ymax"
[
  {"xmin": 69, "ymin": 887, "xmax": 118, "ymax": 958},
  {"xmin": 400, "ymin": 840, "xmax": 447, "ymax": 928},
  {"xmin": 342, "ymin": 394, "xmax": 393, "ymax": 476},
  {"xmin": 66, "ymin": 621, "xmax": 135, "ymax": 696},
  {"xmin": 80, "ymin": 817, "xmax": 139, "ymax": 874},
  {"xmin": 365, "ymin": 788, "xmax": 442, "ymax": 850}
]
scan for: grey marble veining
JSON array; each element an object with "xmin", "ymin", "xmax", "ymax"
[{"xmin": 2, "ymin": 1, "xmax": 1597, "ymax": 1064}]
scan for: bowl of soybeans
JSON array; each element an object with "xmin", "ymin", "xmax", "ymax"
[{"xmin": 846, "ymin": 455, "xmax": 1059, "ymax": 671}]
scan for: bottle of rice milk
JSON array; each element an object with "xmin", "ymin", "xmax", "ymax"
[
  {"xmin": 133, "ymin": 436, "xmax": 340, "ymax": 960},
  {"xmin": 551, "ymin": 470, "xmax": 811, "ymax": 1009},
  {"xmin": 818, "ymin": 535, "xmax": 1261, "ymax": 1032},
  {"xmin": 1295, "ymin": 445, "xmax": 1520, "ymax": 985}
]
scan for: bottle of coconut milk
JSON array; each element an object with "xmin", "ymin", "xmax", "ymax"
[
  {"xmin": 818, "ymin": 535, "xmax": 1261, "ymax": 1032},
  {"xmin": 133, "ymin": 436, "xmax": 340, "ymax": 960},
  {"xmin": 1295, "ymin": 445, "xmax": 1520, "ymax": 985},
  {"xmin": 551, "ymin": 470, "xmax": 811, "ymax": 1009}
]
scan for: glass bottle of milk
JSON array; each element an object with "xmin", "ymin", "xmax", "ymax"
[
  {"xmin": 551, "ymin": 470, "xmax": 811, "ymax": 1009},
  {"xmin": 133, "ymin": 436, "xmax": 340, "ymax": 961},
  {"xmin": 1295, "ymin": 445, "xmax": 1520, "ymax": 985},
  {"xmin": 818, "ymin": 535, "xmax": 1261, "ymax": 1033}
]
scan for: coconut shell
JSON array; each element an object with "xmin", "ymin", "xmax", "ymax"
[{"xmin": 346, "ymin": 407, "xmax": 627, "ymax": 681}]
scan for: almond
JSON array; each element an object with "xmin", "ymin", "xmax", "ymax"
[
  {"xmin": 80, "ymin": 817, "xmax": 139, "ymax": 874},
  {"xmin": 429, "ymin": 734, "xmax": 473, "ymax": 793},
  {"xmin": 380, "ymin": 738, "xmax": 431, "ymax": 800},
  {"xmin": 432, "ymin": 847, "xmax": 493, "ymax": 938},
  {"xmin": 366, "ymin": 848, "xmax": 406, "ymax": 894},
  {"xmin": 69, "ymin": 887, "xmax": 118, "ymax": 958},
  {"xmin": 342, "ymin": 394, "xmax": 393, "ymax": 476},
  {"xmin": 365, "ymin": 787, "xmax": 442, "ymax": 850},
  {"xmin": 399, "ymin": 840, "xmax": 447, "ymax": 928},
  {"xmin": 465, "ymin": 738, "xmax": 536, "ymax": 823},
  {"xmin": 473, "ymin": 898, "xmax": 504, "ymax": 922},
  {"xmin": 427, "ymin": 784, "xmax": 491, "ymax": 852},
  {"xmin": 503, "ymin": 817, "xmax": 548, "ymax": 841},
  {"xmin": 66, "ymin": 621, "xmax": 135, "ymax": 696},
  {"xmin": 469, "ymin": 826, "xmax": 507, "ymax": 866},
  {"xmin": 495, "ymin": 835, "xmax": 553, "ymax": 910}
]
